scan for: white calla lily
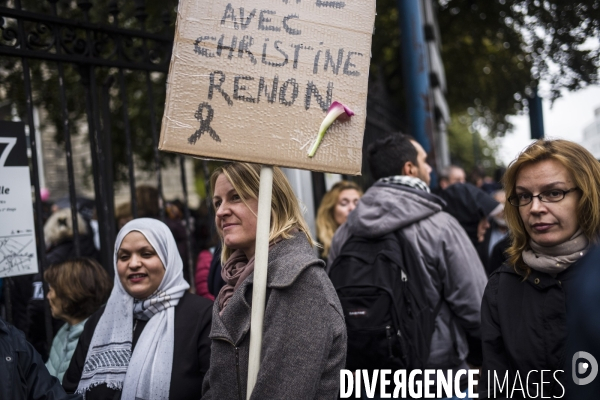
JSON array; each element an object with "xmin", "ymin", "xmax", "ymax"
[{"xmin": 307, "ymin": 101, "xmax": 354, "ymax": 158}]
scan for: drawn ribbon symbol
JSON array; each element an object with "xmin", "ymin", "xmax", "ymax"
[{"xmin": 188, "ymin": 102, "xmax": 221, "ymax": 144}]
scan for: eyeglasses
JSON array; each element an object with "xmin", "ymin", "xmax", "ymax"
[{"xmin": 508, "ymin": 188, "xmax": 579, "ymax": 207}]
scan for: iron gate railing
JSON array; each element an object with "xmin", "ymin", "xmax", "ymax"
[{"xmin": 0, "ymin": 0, "xmax": 198, "ymax": 347}]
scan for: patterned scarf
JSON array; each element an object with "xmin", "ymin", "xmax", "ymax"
[
  {"xmin": 378, "ymin": 175, "xmax": 431, "ymax": 193},
  {"xmin": 77, "ymin": 218, "xmax": 189, "ymax": 400},
  {"xmin": 133, "ymin": 290, "xmax": 176, "ymax": 321}
]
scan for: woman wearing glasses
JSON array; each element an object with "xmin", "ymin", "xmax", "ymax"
[{"xmin": 479, "ymin": 139, "xmax": 600, "ymax": 398}]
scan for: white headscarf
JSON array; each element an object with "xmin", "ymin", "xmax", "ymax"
[{"xmin": 76, "ymin": 218, "xmax": 190, "ymax": 400}]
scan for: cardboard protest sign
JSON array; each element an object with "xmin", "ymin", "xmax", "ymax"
[{"xmin": 160, "ymin": 0, "xmax": 376, "ymax": 175}]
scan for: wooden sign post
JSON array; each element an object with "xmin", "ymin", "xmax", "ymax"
[{"xmin": 246, "ymin": 166, "xmax": 273, "ymax": 397}]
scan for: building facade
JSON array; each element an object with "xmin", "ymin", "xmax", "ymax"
[{"xmin": 581, "ymin": 107, "xmax": 600, "ymax": 160}]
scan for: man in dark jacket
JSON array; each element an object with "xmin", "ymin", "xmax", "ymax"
[
  {"xmin": 0, "ymin": 317, "xmax": 81, "ymax": 399},
  {"xmin": 329, "ymin": 133, "xmax": 487, "ymax": 395}
]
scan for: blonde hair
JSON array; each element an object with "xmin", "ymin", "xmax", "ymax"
[
  {"xmin": 210, "ymin": 163, "xmax": 316, "ymax": 263},
  {"xmin": 504, "ymin": 139, "xmax": 600, "ymax": 276},
  {"xmin": 315, "ymin": 181, "xmax": 363, "ymax": 258}
]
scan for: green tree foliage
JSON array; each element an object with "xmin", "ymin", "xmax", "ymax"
[
  {"xmin": 438, "ymin": 1, "xmax": 533, "ymax": 137},
  {"xmin": 371, "ymin": 0, "xmax": 600, "ymax": 170},
  {"xmin": 370, "ymin": 0, "xmax": 407, "ymax": 116},
  {"xmin": 371, "ymin": 0, "xmax": 531, "ymax": 138},
  {"xmin": 0, "ymin": 0, "xmax": 178, "ymax": 183},
  {"xmin": 439, "ymin": 0, "xmax": 600, "ymax": 136},
  {"xmin": 447, "ymin": 115, "xmax": 500, "ymax": 174}
]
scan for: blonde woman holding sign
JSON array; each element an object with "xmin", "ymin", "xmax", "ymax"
[{"xmin": 202, "ymin": 162, "xmax": 347, "ymax": 399}]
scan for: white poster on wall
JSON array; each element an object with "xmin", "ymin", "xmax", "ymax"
[{"xmin": 0, "ymin": 121, "xmax": 39, "ymax": 278}]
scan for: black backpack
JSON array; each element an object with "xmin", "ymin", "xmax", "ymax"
[{"xmin": 328, "ymin": 229, "xmax": 442, "ymax": 371}]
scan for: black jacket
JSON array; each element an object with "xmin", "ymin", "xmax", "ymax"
[
  {"xmin": 479, "ymin": 263, "xmax": 581, "ymax": 399},
  {"xmin": 5, "ymin": 274, "xmax": 33, "ymax": 332},
  {"xmin": 566, "ymin": 245, "xmax": 600, "ymax": 400},
  {"xmin": 62, "ymin": 292, "xmax": 212, "ymax": 400},
  {"xmin": 0, "ymin": 317, "xmax": 80, "ymax": 400},
  {"xmin": 486, "ymin": 235, "xmax": 511, "ymax": 276},
  {"xmin": 438, "ymin": 183, "xmax": 500, "ymax": 248},
  {"xmin": 207, "ymin": 243, "xmax": 225, "ymax": 297}
]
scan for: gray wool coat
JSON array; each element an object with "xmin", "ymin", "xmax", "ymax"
[{"xmin": 201, "ymin": 232, "xmax": 347, "ymax": 400}]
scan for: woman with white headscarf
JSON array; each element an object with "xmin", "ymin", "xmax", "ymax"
[{"xmin": 63, "ymin": 218, "xmax": 212, "ymax": 400}]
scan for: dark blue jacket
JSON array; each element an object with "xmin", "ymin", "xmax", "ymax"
[
  {"xmin": 566, "ymin": 245, "xmax": 600, "ymax": 400},
  {"xmin": 480, "ymin": 263, "xmax": 581, "ymax": 398},
  {"xmin": 0, "ymin": 317, "xmax": 80, "ymax": 400}
]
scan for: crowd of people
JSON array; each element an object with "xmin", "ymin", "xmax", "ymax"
[{"xmin": 1, "ymin": 135, "xmax": 599, "ymax": 399}]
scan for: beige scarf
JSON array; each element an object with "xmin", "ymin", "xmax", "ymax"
[{"xmin": 522, "ymin": 228, "xmax": 590, "ymax": 275}]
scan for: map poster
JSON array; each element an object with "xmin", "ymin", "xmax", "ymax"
[{"xmin": 0, "ymin": 121, "xmax": 38, "ymax": 278}]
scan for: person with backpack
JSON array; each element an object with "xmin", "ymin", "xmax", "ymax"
[{"xmin": 328, "ymin": 133, "xmax": 487, "ymax": 399}]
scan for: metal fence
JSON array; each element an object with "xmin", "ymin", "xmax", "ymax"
[
  {"xmin": 0, "ymin": 0, "xmax": 198, "ymax": 343},
  {"xmin": 0, "ymin": 0, "xmax": 375, "ymax": 347}
]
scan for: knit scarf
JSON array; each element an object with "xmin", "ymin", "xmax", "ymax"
[
  {"xmin": 378, "ymin": 175, "xmax": 430, "ymax": 193},
  {"xmin": 218, "ymin": 232, "xmax": 293, "ymax": 314},
  {"xmin": 77, "ymin": 219, "xmax": 189, "ymax": 400},
  {"xmin": 522, "ymin": 228, "xmax": 590, "ymax": 275},
  {"xmin": 218, "ymin": 249, "xmax": 255, "ymax": 314}
]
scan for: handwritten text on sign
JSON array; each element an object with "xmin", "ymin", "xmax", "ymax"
[{"xmin": 160, "ymin": 0, "xmax": 375, "ymax": 174}]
